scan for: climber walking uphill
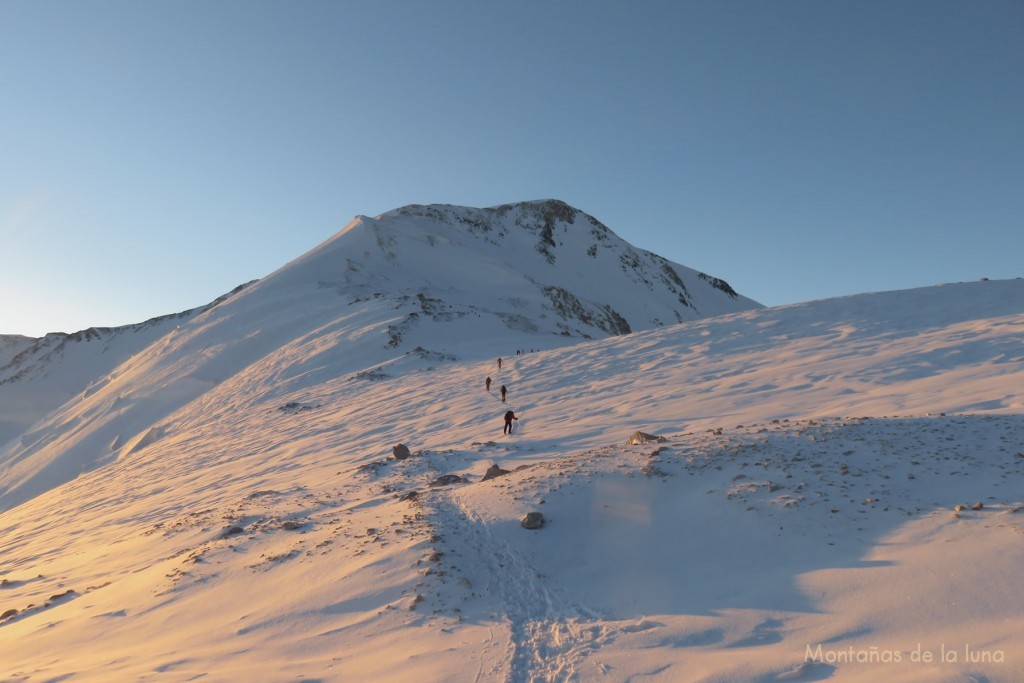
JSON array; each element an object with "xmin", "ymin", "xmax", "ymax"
[
  {"xmin": 485, "ymin": 376, "xmax": 492, "ymax": 392},
  {"xmin": 503, "ymin": 409, "xmax": 518, "ymax": 434},
  {"xmin": 499, "ymin": 384, "xmax": 507, "ymax": 403}
]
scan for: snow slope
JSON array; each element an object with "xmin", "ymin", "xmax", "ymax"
[
  {"xmin": 1, "ymin": 211, "xmax": 1022, "ymax": 680},
  {"xmin": 0, "ymin": 284, "xmax": 251, "ymax": 453},
  {"xmin": 0, "ymin": 200, "xmax": 758, "ymax": 511}
]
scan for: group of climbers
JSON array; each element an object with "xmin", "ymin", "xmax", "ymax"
[{"xmin": 487, "ymin": 357, "xmax": 517, "ymax": 434}]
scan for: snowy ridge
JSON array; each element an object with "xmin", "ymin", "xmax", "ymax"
[
  {"xmin": 0, "ymin": 282, "xmax": 252, "ymax": 386},
  {"xmin": 0, "ymin": 285, "xmax": 253, "ymax": 455},
  {"xmin": 1, "ymin": 215, "xmax": 1022, "ymax": 678}
]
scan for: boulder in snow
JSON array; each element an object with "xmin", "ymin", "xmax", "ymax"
[
  {"xmin": 430, "ymin": 474, "xmax": 468, "ymax": 486},
  {"xmin": 392, "ymin": 444, "xmax": 412, "ymax": 460},
  {"xmin": 279, "ymin": 401, "xmax": 318, "ymax": 413},
  {"xmin": 628, "ymin": 431, "xmax": 667, "ymax": 445},
  {"xmin": 521, "ymin": 512, "xmax": 545, "ymax": 529}
]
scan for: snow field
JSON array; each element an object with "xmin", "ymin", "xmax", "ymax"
[{"xmin": 1, "ymin": 279, "xmax": 1023, "ymax": 681}]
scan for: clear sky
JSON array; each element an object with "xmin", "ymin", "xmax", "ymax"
[{"xmin": 2, "ymin": 1, "xmax": 1022, "ymax": 337}]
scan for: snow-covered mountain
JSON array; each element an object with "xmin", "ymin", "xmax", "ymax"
[
  {"xmin": 1, "ymin": 200, "xmax": 1022, "ymax": 682},
  {"xmin": 0, "ymin": 200, "xmax": 758, "ymax": 510}
]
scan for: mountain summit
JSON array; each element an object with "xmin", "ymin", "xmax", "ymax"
[
  {"xmin": 0, "ymin": 199, "xmax": 760, "ymax": 509},
  {"xmin": 258, "ymin": 198, "xmax": 759, "ymax": 345}
]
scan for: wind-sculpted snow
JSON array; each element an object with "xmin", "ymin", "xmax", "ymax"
[{"xmin": 0, "ymin": 220, "xmax": 1022, "ymax": 679}]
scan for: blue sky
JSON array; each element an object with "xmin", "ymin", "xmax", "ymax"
[{"xmin": 2, "ymin": 1, "xmax": 1022, "ymax": 337}]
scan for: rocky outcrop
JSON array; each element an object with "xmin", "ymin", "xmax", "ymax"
[
  {"xmin": 541, "ymin": 286, "xmax": 632, "ymax": 337},
  {"xmin": 481, "ymin": 464, "xmax": 511, "ymax": 481}
]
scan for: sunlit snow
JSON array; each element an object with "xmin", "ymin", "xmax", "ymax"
[{"xmin": 1, "ymin": 201, "xmax": 1021, "ymax": 682}]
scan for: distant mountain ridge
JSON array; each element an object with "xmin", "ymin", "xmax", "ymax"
[{"xmin": 0, "ymin": 283, "xmax": 251, "ymax": 386}]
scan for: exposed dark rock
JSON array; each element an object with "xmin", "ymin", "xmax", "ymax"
[
  {"xmin": 430, "ymin": 474, "xmax": 468, "ymax": 487},
  {"xmin": 386, "ymin": 312, "xmax": 420, "ymax": 348},
  {"xmin": 652, "ymin": 259, "xmax": 695, "ymax": 309},
  {"xmin": 602, "ymin": 305, "xmax": 632, "ymax": 335},
  {"xmin": 698, "ymin": 272, "xmax": 739, "ymax": 298},
  {"xmin": 279, "ymin": 402, "xmax": 318, "ymax": 413},
  {"xmin": 352, "ymin": 368, "xmax": 389, "ymax": 381},
  {"xmin": 407, "ymin": 346, "xmax": 457, "ymax": 362},
  {"xmin": 392, "ymin": 444, "xmax": 412, "ymax": 460},
  {"xmin": 481, "ymin": 464, "xmax": 511, "ymax": 481},
  {"xmin": 541, "ymin": 286, "xmax": 631, "ymax": 336},
  {"xmin": 521, "ymin": 512, "xmax": 546, "ymax": 529}
]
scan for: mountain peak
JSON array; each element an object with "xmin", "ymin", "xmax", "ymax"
[{"xmin": 276, "ymin": 199, "xmax": 759, "ymax": 344}]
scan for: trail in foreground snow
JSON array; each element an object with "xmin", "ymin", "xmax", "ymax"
[{"xmin": 408, "ymin": 414, "xmax": 1024, "ymax": 682}]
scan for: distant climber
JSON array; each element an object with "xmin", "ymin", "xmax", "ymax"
[
  {"xmin": 497, "ymin": 357, "xmax": 503, "ymax": 370},
  {"xmin": 485, "ymin": 376, "xmax": 492, "ymax": 391},
  {"xmin": 500, "ymin": 385, "xmax": 507, "ymax": 402},
  {"xmin": 503, "ymin": 410, "xmax": 518, "ymax": 434}
]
